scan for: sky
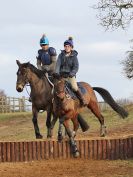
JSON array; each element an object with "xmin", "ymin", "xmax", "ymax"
[{"xmin": 0, "ymin": 0, "xmax": 133, "ymax": 101}]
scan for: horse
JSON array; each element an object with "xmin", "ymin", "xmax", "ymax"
[
  {"xmin": 16, "ymin": 60, "xmax": 58, "ymax": 139},
  {"xmin": 52, "ymin": 75, "xmax": 128, "ymax": 157}
]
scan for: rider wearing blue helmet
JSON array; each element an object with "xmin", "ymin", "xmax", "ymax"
[{"xmin": 37, "ymin": 34, "xmax": 57, "ymax": 75}]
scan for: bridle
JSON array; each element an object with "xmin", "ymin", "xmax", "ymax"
[
  {"xmin": 55, "ymin": 80, "xmax": 65, "ymax": 98},
  {"xmin": 55, "ymin": 80, "xmax": 71, "ymax": 100}
]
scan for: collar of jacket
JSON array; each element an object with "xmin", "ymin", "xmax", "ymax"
[{"xmin": 61, "ymin": 50, "xmax": 78, "ymax": 57}]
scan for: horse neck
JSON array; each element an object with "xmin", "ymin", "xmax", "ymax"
[{"xmin": 28, "ymin": 72, "xmax": 51, "ymax": 94}]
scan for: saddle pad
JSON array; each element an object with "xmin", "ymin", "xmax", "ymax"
[{"xmin": 65, "ymin": 82, "xmax": 87, "ymax": 99}]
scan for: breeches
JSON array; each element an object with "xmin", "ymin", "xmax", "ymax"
[{"xmin": 65, "ymin": 77, "xmax": 78, "ymax": 91}]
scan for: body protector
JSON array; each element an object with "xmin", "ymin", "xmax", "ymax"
[{"xmin": 37, "ymin": 47, "xmax": 57, "ymax": 74}]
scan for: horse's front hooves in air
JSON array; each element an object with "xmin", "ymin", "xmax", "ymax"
[{"xmin": 36, "ymin": 134, "xmax": 43, "ymax": 139}]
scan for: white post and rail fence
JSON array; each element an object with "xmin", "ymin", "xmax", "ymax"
[{"xmin": 0, "ymin": 96, "xmax": 131, "ymax": 113}]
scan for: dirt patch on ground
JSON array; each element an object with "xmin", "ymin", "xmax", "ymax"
[{"xmin": 0, "ymin": 159, "xmax": 132, "ymax": 177}]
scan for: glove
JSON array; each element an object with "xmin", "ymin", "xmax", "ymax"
[
  {"xmin": 42, "ymin": 65, "xmax": 49, "ymax": 71},
  {"xmin": 42, "ymin": 69, "xmax": 47, "ymax": 74},
  {"xmin": 37, "ymin": 65, "xmax": 42, "ymax": 70},
  {"xmin": 69, "ymin": 73, "xmax": 75, "ymax": 78},
  {"xmin": 52, "ymin": 73, "xmax": 60, "ymax": 79}
]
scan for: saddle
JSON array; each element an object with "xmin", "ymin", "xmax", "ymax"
[{"xmin": 65, "ymin": 82, "xmax": 86, "ymax": 100}]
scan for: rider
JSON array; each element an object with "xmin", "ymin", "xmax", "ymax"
[
  {"xmin": 55, "ymin": 37, "xmax": 87, "ymax": 106},
  {"xmin": 36, "ymin": 34, "xmax": 57, "ymax": 75},
  {"xmin": 29, "ymin": 34, "xmax": 57, "ymax": 102}
]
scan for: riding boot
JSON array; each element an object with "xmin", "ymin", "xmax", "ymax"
[{"xmin": 75, "ymin": 89, "xmax": 87, "ymax": 106}]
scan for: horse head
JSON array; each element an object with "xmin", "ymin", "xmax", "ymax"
[
  {"xmin": 53, "ymin": 73, "xmax": 66, "ymax": 100},
  {"xmin": 16, "ymin": 60, "xmax": 30, "ymax": 92}
]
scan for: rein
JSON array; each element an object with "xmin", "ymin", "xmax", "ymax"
[
  {"xmin": 25, "ymin": 85, "xmax": 31, "ymax": 97},
  {"xmin": 55, "ymin": 85, "xmax": 71, "ymax": 100}
]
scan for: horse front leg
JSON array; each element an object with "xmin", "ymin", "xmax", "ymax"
[
  {"xmin": 58, "ymin": 122, "xmax": 64, "ymax": 142},
  {"xmin": 57, "ymin": 116, "xmax": 65, "ymax": 142},
  {"xmin": 71, "ymin": 117, "xmax": 79, "ymax": 138},
  {"xmin": 46, "ymin": 106, "xmax": 53, "ymax": 138},
  {"xmin": 32, "ymin": 106, "xmax": 43, "ymax": 139},
  {"xmin": 63, "ymin": 119, "xmax": 80, "ymax": 158},
  {"xmin": 51, "ymin": 113, "xmax": 58, "ymax": 134}
]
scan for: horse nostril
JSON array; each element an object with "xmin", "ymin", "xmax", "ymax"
[
  {"xmin": 17, "ymin": 87, "xmax": 23, "ymax": 92},
  {"xmin": 16, "ymin": 85, "xmax": 23, "ymax": 92}
]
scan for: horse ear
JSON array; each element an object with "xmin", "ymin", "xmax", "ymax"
[{"xmin": 16, "ymin": 60, "xmax": 21, "ymax": 66}]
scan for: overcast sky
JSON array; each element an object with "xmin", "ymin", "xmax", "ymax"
[{"xmin": 0, "ymin": 0, "xmax": 133, "ymax": 100}]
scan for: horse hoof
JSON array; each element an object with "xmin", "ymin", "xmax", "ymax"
[
  {"xmin": 100, "ymin": 134, "xmax": 105, "ymax": 137},
  {"xmin": 58, "ymin": 136, "xmax": 63, "ymax": 142},
  {"xmin": 36, "ymin": 134, "xmax": 43, "ymax": 139},
  {"xmin": 58, "ymin": 139, "xmax": 62, "ymax": 143},
  {"xmin": 73, "ymin": 151, "xmax": 80, "ymax": 158},
  {"xmin": 47, "ymin": 135, "xmax": 52, "ymax": 139}
]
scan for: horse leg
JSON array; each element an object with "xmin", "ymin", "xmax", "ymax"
[
  {"xmin": 71, "ymin": 117, "xmax": 79, "ymax": 137},
  {"xmin": 57, "ymin": 116, "xmax": 66, "ymax": 142},
  {"xmin": 46, "ymin": 106, "xmax": 53, "ymax": 138},
  {"xmin": 32, "ymin": 106, "xmax": 43, "ymax": 139},
  {"xmin": 88, "ymin": 101, "xmax": 107, "ymax": 137},
  {"xmin": 51, "ymin": 113, "xmax": 58, "ymax": 136},
  {"xmin": 58, "ymin": 122, "xmax": 64, "ymax": 142},
  {"xmin": 63, "ymin": 119, "xmax": 80, "ymax": 158}
]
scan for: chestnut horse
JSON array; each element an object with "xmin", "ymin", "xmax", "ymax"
[
  {"xmin": 53, "ymin": 75, "xmax": 128, "ymax": 157},
  {"xmin": 16, "ymin": 60, "xmax": 58, "ymax": 139}
]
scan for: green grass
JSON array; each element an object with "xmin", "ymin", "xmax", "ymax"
[
  {"xmin": 0, "ymin": 112, "xmax": 32, "ymax": 121},
  {"xmin": 0, "ymin": 105, "xmax": 132, "ymax": 141}
]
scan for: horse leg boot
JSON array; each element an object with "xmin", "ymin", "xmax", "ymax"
[
  {"xmin": 58, "ymin": 122, "xmax": 63, "ymax": 142},
  {"xmin": 32, "ymin": 110, "xmax": 43, "ymax": 139},
  {"xmin": 58, "ymin": 116, "xmax": 66, "ymax": 142},
  {"xmin": 75, "ymin": 89, "xmax": 87, "ymax": 106},
  {"xmin": 63, "ymin": 120, "xmax": 79, "ymax": 158},
  {"xmin": 68, "ymin": 131, "xmax": 79, "ymax": 158}
]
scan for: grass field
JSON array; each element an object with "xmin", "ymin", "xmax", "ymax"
[{"xmin": 0, "ymin": 104, "xmax": 132, "ymax": 141}]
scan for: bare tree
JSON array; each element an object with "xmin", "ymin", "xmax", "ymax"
[
  {"xmin": 122, "ymin": 41, "xmax": 133, "ymax": 78},
  {"xmin": 0, "ymin": 89, "xmax": 6, "ymax": 97},
  {"xmin": 94, "ymin": 0, "xmax": 133, "ymax": 30}
]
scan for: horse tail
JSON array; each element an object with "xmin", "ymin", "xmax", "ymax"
[
  {"xmin": 77, "ymin": 114, "xmax": 90, "ymax": 132},
  {"xmin": 93, "ymin": 87, "xmax": 128, "ymax": 118}
]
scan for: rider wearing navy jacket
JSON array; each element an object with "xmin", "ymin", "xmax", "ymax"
[
  {"xmin": 36, "ymin": 34, "xmax": 57, "ymax": 75},
  {"xmin": 55, "ymin": 37, "xmax": 86, "ymax": 106}
]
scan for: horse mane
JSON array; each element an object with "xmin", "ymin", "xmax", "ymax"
[{"xmin": 21, "ymin": 62, "xmax": 45, "ymax": 78}]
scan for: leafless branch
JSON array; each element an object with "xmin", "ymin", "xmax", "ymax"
[
  {"xmin": 93, "ymin": 0, "xmax": 133, "ymax": 30},
  {"xmin": 122, "ymin": 41, "xmax": 133, "ymax": 79}
]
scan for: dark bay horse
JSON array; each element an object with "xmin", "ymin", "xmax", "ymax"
[
  {"xmin": 16, "ymin": 60, "xmax": 58, "ymax": 139},
  {"xmin": 53, "ymin": 76, "xmax": 128, "ymax": 157}
]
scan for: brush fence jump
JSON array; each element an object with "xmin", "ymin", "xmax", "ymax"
[{"xmin": 0, "ymin": 136, "xmax": 132, "ymax": 162}]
